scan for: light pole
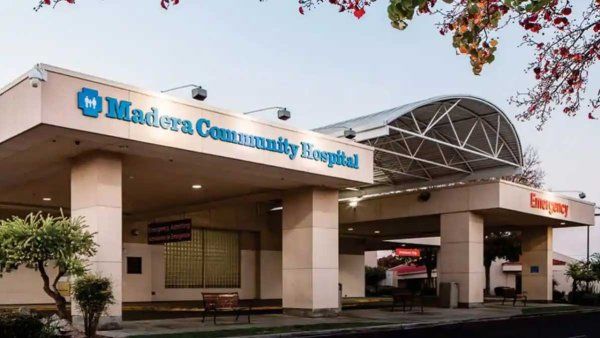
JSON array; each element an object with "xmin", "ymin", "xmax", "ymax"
[
  {"xmin": 593, "ymin": 207, "xmax": 600, "ymax": 262},
  {"xmin": 552, "ymin": 190, "xmax": 589, "ymax": 261},
  {"xmin": 243, "ymin": 107, "xmax": 291, "ymax": 121}
]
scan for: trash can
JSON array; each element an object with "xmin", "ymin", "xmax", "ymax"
[
  {"xmin": 439, "ymin": 282, "xmax": 458, "ymax": 308},
  {"xmin": 338, "ymin": 283, "xmax": 343, "ymax": 311}
]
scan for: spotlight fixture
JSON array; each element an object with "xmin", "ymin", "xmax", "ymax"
[
  {"xmin": 347, "ymin": 227, "xmax": 354, "ymax": 231},
  {"xmin": 348, "ymin": 198, "xmax": 360, "ymax": 208},
  {"xmin": 42, "ymin": 197, "xmax": 52, "ymax": 202},
  {"xmin": 551, "ymin": 190, "xmax": 586, "ymax": 199},
  {"xmin": 374, "ymin": 230, "xmax": 380, "ymax": 234},
  {"xmin": 192, "ymin": 184, "xmax": 203, "ymax": 190},
  {"xmin": 343, "ymin": 128, "xmax": 357, "ymax": 140},
  {"xmin": 243, "ymin": 107, "xmax": 292, "ymax": 121},
  {"xmin": 161, "ymin": 84, "xmax": 207, "ymax": 101}
]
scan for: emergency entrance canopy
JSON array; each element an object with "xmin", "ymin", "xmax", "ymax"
[{"xmin": 315, "ymin": 95, "xmax": 523, "ymax": 190}]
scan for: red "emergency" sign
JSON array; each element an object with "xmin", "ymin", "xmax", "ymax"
[
  {"xmin": 530, "ymin": 193, "xmax": 569, "ymax": 217},
  {"xmin": 395, "ymin": 248, "xmax": 421, "ymax": 257}
]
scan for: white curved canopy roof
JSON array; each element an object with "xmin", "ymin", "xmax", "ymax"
[{"xmin": 315, "ymin": 95, "xmax": 523, "ymax": 188}]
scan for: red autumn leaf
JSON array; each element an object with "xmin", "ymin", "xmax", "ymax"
[
  {"xmin": 161, "ymin": 0, "xmax": 168, "ymax": 10},
  {"xmin": 44, "ymin": 0, "xmax": 51, "ymax": 4},
  {"xmin": 588, "ymin": 112, "xmax": 598, "ymax": 120},
  {"xmin": 299, "ymin": 6, "xmax": 304, "ymax": 15},
  {"xmin": 353, "ymin": 7, "xmax": 365, "ymax": 19}
]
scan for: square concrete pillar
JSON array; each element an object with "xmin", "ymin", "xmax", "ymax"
[
  {"xmin": 282, "ymin": 188, "xmax": 339, "ymax": 317},
  {"xmin": 71, "ymin": 152, "xmax": 122, "ymax": 329},
  {"xmin": 521, "ymin": 226, "xmax": 553, "ymax": 302},
  {"xmin": 439, "ymin": 212, "xmax": 484, "ymax": 307}
]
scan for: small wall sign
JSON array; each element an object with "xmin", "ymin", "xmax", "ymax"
[
  {"xmin": 395, "ymin": 248, "xmax": 421, "ymax": 258},
  {"xmin": 530, "ymin": 265, "xmax": 540, "ymax": 273},
  {"xmin": 148, "ymin": 219, "xmax": 192, "ymax": 245}
]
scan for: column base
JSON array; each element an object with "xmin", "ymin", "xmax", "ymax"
[
  {"xmin": 73, "ymin": 315, "xmax": 123, "ymax": 331},
  {"xmin": 457, "ymin": 302, "xmax": 484, "ymax": 309},
  {"xmin": 283, "ymin": 308, "xmax": 340, "ymax": 318}
]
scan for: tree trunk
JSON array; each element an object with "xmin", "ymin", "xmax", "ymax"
[
  {"xmin": 38, "ymin": 261, "xmax": 71, "ymax": 322},
  {"xmin": 484, "ymin": 263, "xmax": 491, "ymax": 296}
]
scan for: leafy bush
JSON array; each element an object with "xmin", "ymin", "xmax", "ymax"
[
  {"xmin": 0, "ymin": 212, "xmax": 97, "ymax": 321},
  {"xmin": 553, "ymin": 290, "xmax": 566, "ymax": 302},
  {"xmin": 72, "ymin": 274, "xmax": 114, "ymax": 338},
  {"xmin": 0, "ymin": 312, "xmax": 53, "ymax": 338},
  {"xmin": 365, "ymin": 266, "xmax": 386, "ymax": 287}
]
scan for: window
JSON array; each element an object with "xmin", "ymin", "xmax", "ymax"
[
  {"xmin": 127, "ymin": 257, "xmax": 142, "ymax": 274},
  {"xmin": 165, "ymin": 228, "xmax": 240, "ymax": 288}
]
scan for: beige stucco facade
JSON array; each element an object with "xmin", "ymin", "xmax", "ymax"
[{"xmin": 0, "ymin": 65, "xmax": 596, "ymax": 327}]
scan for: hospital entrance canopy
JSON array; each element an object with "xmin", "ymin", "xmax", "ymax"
[{"xmin": 315, "ymin": 95, "xmax": 523, "ymax": 192}]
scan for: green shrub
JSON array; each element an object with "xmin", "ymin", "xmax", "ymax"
[
  {"xmin": 0, "ymin": 312, "xmax": 53, "ymax": 338},
  {"xmin": 72, "ymin": 274, "xmax": 114, "ymax": 338}
]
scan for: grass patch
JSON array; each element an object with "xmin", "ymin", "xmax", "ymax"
[{"xmin": 129, "ymin": 322, "xmax": 390, "ymax": 338}]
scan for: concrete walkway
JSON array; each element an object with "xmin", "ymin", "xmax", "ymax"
[{"xmin": 98, "ymin": 302, "xmax": 577, "ymax": 337}]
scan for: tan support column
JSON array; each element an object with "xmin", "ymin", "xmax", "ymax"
[
  {"xmin": 521, "ymin": 226, "xmax": 553, "ymax": 302},
  {"xmin": 439, "ymin": 212, "xmax": 484, "ymax": 308},
  {"xmin": 282, "ymin": 188, "xmax": 339, "ymax": 317},
  {"xmin": 71, "ymin": 152, "xmax": 122, "ymax": 329}
]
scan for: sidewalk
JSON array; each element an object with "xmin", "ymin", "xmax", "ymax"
[{"xmin": 98, "ymin": 302, "xmax": 583, "ymax": 337}]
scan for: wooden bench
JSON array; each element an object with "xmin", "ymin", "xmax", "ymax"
[
  {"xmin": 201, "ymin": 292, "xmax": 251, "ymax": 324},
  {"xmin": 391, "ymin": 288, "xmax": 424, "ymax": 313},
  {"xmin": 501, "ymin": 288, "xmax": 527, "ymax": 307}
]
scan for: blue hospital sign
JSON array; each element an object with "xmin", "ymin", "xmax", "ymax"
[
  {"xmin": 77, "ymin": 88, "xmax": 103, "ymax": 118},
  {"xmin": 76, "ymin": 87, "xmax": 360, "ymax": 169}
]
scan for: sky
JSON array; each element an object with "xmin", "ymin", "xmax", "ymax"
[{"xmin": 0, "ymin": 0, "xmax": 597, "ymax": 259}]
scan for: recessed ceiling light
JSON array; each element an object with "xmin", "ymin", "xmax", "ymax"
[
  {"xmin": 42, "ymin": 197, "xmax": 52, "ymax": 202},
  {"xmin": 192, "ymin": 184, "xmax": 202, "ymax": 190},
  {"xmin": 347, "ymin": 227, "xmax": 354, "ymax": 231},
  {"xmin": 374, "ymin": 230, "xmax": 380, "ymax": 234},
  {"xmin": 560, "ymin": 222, "xmax": 566, "ymax": 225}
]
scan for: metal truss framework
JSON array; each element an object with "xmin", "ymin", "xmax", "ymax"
[{"xmin": 364, "ymin": 99, "xmax": 523, "ymax": 185}]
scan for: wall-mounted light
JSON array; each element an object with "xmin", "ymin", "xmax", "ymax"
[
  {"xmin": 243, "ymin": 107, "xmax": 292, "ymax": 121},
  {"xmin": 551, "ymin": 190, "xmax": 586, "ymax": 199},
  {"xmin": 349, "ymin": 197, "xmax": 361, "ymax": 208},
  {"xmin": 328, "ymin": 126, "xmax": 357, "ymax": 140},
  {"xmin": 192, "ymin": 184, "xmax": 203, "ymax": 190},
  {"xmin": 161, "ymin": 84, "xmax": 207, "ymax": 101}
]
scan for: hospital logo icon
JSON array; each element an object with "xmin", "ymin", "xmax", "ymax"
[{"xmin": 77, "ymin": 87, "xmax": 102, "ymax": 118}]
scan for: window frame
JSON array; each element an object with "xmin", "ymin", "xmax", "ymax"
[{"xmin": 164, "ymin": 227, "xmax": 241, "ymax": 289}]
